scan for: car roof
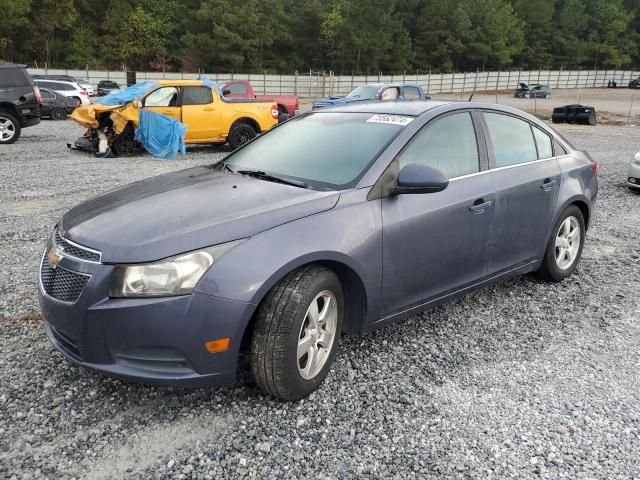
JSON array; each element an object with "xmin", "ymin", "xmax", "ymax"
[
  {"xmin": 158, "ymin": 80, "xmax": 210, "ymax": 87},
  {"xmin": 0, "ymin": 63, "xmax": 26, "ymax": 69},
  {"xmin": 316, "ymin": 100, "xmax": 451, "ymax": 116},
  {"xmin": 34, "ymin": 79, "xmax": 78, "ymax": 86},
  {"xmin": 353, "ymin": 83, "xmax": 421, "ymax": 89}
]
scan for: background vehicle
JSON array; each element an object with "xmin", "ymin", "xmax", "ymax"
[
  {"xmin": 34, "ymin": 79, "xmax": 90, "ymax": 106},
  {"xmin": 514, "ymin": 83, "xmax": 552, "ymax": 98},
  {"xmin": 0, "ymin": 63, "xmax": 41, "ymax": 144},
  {"xmin": 39, "ymin": 88, "xmax": 78, "ymax": 120},
  {"xmin": 312, "ymin": 83, "xmax": 427, "ymax": 109},
  {"xmin": 71, "ymin": 80, "xmax": 279, "ymax": 156},
  {"xmin": 75, "ymin": 79, "xmax": 94, "ymax": 96},
  {"xmin": 629, "ymin": 78, "xmax": 640, "ymax": 89},
  {"xmin": 41, "ymin": 101, "xmax": 597, "ymax": 400},
  {"xmin": 97, "ymin": 80, "xmax": 120, "ymax": 96},
  {"xmin": 628, "ymin": 152, "xmax": 640, "ymax": 190},
  {"xmin": 222, "ymin": 80, "xmax": 299, "ymax": 116},
  {"xmin": 32, "ymin": 74, "xmax": 77, "ymax": 83}
]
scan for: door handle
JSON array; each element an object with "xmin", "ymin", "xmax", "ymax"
[
  {"xmin": 540, "ymin": 179, "xmax": 557, "ymax": 191},
  {"xmin": 204, "ymin": 107, "xmax": 216, "ymax": 111},
  {"xmin": 469, "ymin": 199, "xmax": 492, "ymax": 214}
]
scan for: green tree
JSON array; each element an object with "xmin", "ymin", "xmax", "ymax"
[
  {"xmin": 0, "ymin": 0, "xmax": 31, "ymax": 61},
  {"xmin": 583, "ymin": 0, "xmax": 636, "ymax": 67},
  {"xmin": 28, "ymin": 0, "xmax": 77, "ymax": 65},
  {"xmin": 512, "ymin": 0, "xmax": 554, "ymax": 68}
]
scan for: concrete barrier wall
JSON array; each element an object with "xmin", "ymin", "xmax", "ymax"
[{"xmin": 27, "ymin": 68, "xmax": 640, "ymax": 99}]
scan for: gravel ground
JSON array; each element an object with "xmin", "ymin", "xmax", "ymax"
[{"xmin": 1, "ymin": 119, "xmax": 639, "ymax": 479}]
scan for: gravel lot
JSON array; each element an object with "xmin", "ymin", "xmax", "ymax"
[{"xmin": 1, "ymin": 119, "xmax": 639, "ymax": 479}]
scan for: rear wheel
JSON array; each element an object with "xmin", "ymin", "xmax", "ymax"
[
  {"xmin": 250, "ymin": 265, "xmax": 343, "ymax": 401},
  {"xmin": 537, "ymin": 205, "xmax": 585, "ymax": 282},
  {"xmin": 0, "ymin": 111, "xmax": 20, "ymax": 144},
  {"xmin": 228, "ymin": 123, "xmax": 257, "ymax": 150},
  {"xmin": 51, "ymin": 108, "xmax": 67, "ymax": 120}
]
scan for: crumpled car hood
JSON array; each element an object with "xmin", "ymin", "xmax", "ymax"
[{"xmin": 60, "ymin": 166, "xmax": 340, "ymax": 263}]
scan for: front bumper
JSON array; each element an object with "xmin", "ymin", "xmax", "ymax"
[
  {"xmin": 38, "ymin": 234, "xmax": 255, "ymax": 387},
  {"xmin": 627, "ymin": 162, "xmax": 640, "ymax": 189}
]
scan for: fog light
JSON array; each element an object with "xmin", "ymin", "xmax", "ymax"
[{"xmin": 205, "ymin": 337, "xmax": 231, "ymax": 353}]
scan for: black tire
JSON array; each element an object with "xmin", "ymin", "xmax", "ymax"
[
  {"xmin": 537, "ymin": 205, "xmax": 586, "ymax": 282},
  {"xmin": 0, "ymin": 111, "xmax": 21, "ymax": 144},
  {"xmin": 251, "ymin": 265, "xmax": 343, "ymax": 401},
  {"xmin": 51, "ymin": 108, "xmax": 67, "ymax": 120},
  {"xmin": 228, "ymin": 123, "xmax": 257, "ymax": 150}
]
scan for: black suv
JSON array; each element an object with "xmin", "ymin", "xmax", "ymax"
[{"xmin": 0, "ymin": 64, "xmax": 41, "ymax": 144}]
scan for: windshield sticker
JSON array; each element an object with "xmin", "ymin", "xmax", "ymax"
[{"xmin": 366, "ymin": 114, "xmax": 414, "ymax": 126}]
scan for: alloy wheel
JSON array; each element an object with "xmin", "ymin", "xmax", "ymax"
[
  {"xmin": 555, "ymin": 216, "xmax": 581, "ymax": 270},
  {"xmin": 297, "ymin": 290, "xmax": 338, "ymax": 380},
  {"xmin": 0, "ymin": 117, "xmax": 16, "ymax": 142}
]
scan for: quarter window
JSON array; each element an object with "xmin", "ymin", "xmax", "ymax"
[
  {"xmin": 484, "ymin": 113, "xmax": 538, "ymax": 167},
  {"xmin": 145, "ymin": 87, "xmax": 179, "ymax": 107},
  {"xmin": 182, "ymin": 86, "xmax": 212, "ymax": 105},
  {"xmin": 532, "ymin": 126, "xmax": 553, "ymax": 159},
  {"xmin": 397, "ymin": 112, "xmax": 480, "ymax": 178}
]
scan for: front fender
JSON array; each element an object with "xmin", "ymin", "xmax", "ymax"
[{"xmin": 195, "ymin": 189, "xmax": 382, "ymax": 328}]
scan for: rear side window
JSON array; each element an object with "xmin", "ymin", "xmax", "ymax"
[
  {"xmin": 226, "ymin": 83, "xmax": 247, "ymax": 94},
  {"xmin": 484, "ymin": 113, "xmax": 538, "ymax": 167},
  {"xmin": 554, "ymin": 140, "xmax": 568, "ymax": 156},
  {"xmin": 403, "ymin": 87, "xmax": 421, "ymax": 100},
  {"xmin": 397, "ymin": 112, "xmax": 480, "ymax": 178},
  {"xmin": 182, "ymin": 86, "xmax": 212, "ymax": 105},
  {"xmin": 532, "ymin": 126, "xmax": 553, "ymax": 159},
  {"xmin": 0, "ymin": 68, "xmax": 30, "ymax": 88}
]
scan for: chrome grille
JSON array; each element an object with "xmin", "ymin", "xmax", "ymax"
[
  {"xmin": 40, "ymin": 259, "xmax": 90, "ymax": 303},
  {"xmin": 54, "ymin": 230, "xmax": 101, "ymax": 262}
]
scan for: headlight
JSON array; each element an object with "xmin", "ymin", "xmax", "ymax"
[{"xmin": 109, "ymin": 240, "xmax": 243, "ymax": 298}]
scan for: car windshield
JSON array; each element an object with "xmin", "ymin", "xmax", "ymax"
[
  {"xmin": 345, "ymin": 86, "xmax": 380, "ymax": 99},
  {"xmin": 223, "ymin": 112, "xmax": 409, "ymax": 190},
  {"xmin": 101, "ymin": 81, "xmax": 119, "ymax": 88}
]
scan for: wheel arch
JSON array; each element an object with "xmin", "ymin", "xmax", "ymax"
[
  {"xmin": 230, "ymin": 116, "xmax": 261, "ymax": 134},
  {"xmin": 0, "ymin": 102, "xmax": 19, "ymax": 116},
  {"xmin": 237, "ymin": 257, "xmax": 369, "ymax": 355}
]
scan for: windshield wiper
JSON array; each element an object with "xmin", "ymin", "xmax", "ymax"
[{"xmin": 237, "ymin": 169, "xmax": 308, "ymax": 189}]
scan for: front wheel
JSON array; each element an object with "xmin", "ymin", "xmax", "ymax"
[
  {"xmin": 250, "ymin": 266, "xmax": 343, "ymax": 401},
  {"xmin": 228, "ymin": 123, "xmax": 257, "ymax": 150},
  {"xmin": 51, "ymin": 108, "xmax": 67, "ymax": 120},
  {"xmin": 537, "ymin": 205, "xmax": 585, "ymax": 282}
]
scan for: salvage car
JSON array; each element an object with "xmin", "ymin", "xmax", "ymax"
[
  {"xmin": 312, "ymin": 83, "xmax": 427, "ymax": 109},
  {"xmin": 628, "ymin": 152, "xmax": 640, "ymax": 190},
  {"xmin": 0, "ymin": 63, "xmax": 41, "ymax": 144},
  {"xmin": 39, "ymin": 101, "xmax": 598, "ymax": 400},
  {"xmin": 70, "ymin": 80, "xmax": 279, "ymax": 156},
  {"xmin": 222, "ymin": 80, "xmax": 300, "ymax": 117},
  {"xmin": 39, "ymin": 88, "xmax": 78, "ymax": 120},
  {"xmin": 514, "ymin": 83, "xmax": 551, "ymax": 98}
]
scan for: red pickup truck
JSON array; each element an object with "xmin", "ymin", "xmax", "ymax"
[{"xmin": 222, "ymin": 80, "xmax": 300, "ymax": 117}]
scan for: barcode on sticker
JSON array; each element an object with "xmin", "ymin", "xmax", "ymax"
[{"xmin": 367, "ymin": 115, "xmax": 414, "ymax": 126}]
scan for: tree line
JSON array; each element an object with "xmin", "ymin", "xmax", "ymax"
[{"xmin": 2, "ymin": 0, "xmax": 639, "ymax": 74}]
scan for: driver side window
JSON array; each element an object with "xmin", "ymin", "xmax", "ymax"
[
  {"xmin": 397, "ymin": 113, "xmax": 480, "ymax": 179},
  {"xmin": 145, "ymin": 87, "xmax": 179, "ymax": 107}
]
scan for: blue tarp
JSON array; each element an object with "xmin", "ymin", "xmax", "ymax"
[
  {"xmin": 134, "ymin": 109, "xmax": 187, "ymax": 160},
  {"xmin": 97, "ymin": 81, "xmax": 159, "ymax": 106}
]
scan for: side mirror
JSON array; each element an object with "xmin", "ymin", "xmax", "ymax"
[
  {"xmin": 394, "ymin": 163, "xmax": 449, "ymax": 194},
  {"xmin": 221, "ymin": 88, "xmax": 231, "ymax": 96}
]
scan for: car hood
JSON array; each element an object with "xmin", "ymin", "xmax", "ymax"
[{"xmin": 60, "ymin": 166, "xmax": 340, "ymax": 263}]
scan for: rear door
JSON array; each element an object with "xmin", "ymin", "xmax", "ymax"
[
  {"xmin": 180, "ymin": 86, "xmax": 220, "ymax": 141},
  {"xmin": 143, "ymin": 86, "xmax": 182, "ymax": 122},
  {"xmin": 481, "ymin": 112, "xmax": 561, "ymax": 274},
  {"xmin": 380, "ymin": 111, "xmax": 495, "ymax": 316}
]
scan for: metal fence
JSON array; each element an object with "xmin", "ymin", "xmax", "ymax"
[{"xmin": 27, "ymin": 68, "xmax": 640, "ymax": 99}]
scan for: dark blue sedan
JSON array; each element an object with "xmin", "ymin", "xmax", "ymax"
[{"xmin": 39, "ymin": 101, "xmax": 598, "ymax": 400}]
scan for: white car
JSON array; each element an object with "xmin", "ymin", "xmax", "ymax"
[
  {"xmin": 75, "ymin": 79, "xmax": 94, "ymax": 96},
  {"xmin": 34, "ymin": 79, "xmax": 90, "ymax": 106},
  {"xmin": 628, "ymin": 152, "xmax": 640, "ymax": 190}
]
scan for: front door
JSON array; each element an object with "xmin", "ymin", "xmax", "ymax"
[
  {"xmin": 180, "ymin": 86, "xmax": 221, "ymax": 142},
  {"xmin": 482, "ymin": 112, "xmax": 561, "ymax": 274},
  {"xmin": 143, "ymin": 86, "xmax": 182, "ymax": 122},
  {"xmin": 380, "ymin": 112, "xmax": 495, "ymax": 317}
]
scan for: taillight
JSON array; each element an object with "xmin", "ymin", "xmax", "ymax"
[
  {"xmin": 271, "ymin": 104, "xmax": 279, "ymax": 119},
  {"xmin": 592, "ymin": 159, "xmax": 599, "ymax": 175},
  {"xmin": 80, "ymin": 90, "xmax": 88, "ymax": 96},
  {"xmin": 34, "ymin": 86, "xmax": 42, "ymax": 103}
]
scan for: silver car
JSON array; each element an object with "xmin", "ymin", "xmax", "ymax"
[{"xmin": 628, "ymin": 152, "xmax": 640, "ymax": 190}]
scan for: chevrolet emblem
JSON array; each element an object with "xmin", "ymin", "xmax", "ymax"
[{"xmin": 47, "ymin": 247, "xmax": 62, "ymax": 268}]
